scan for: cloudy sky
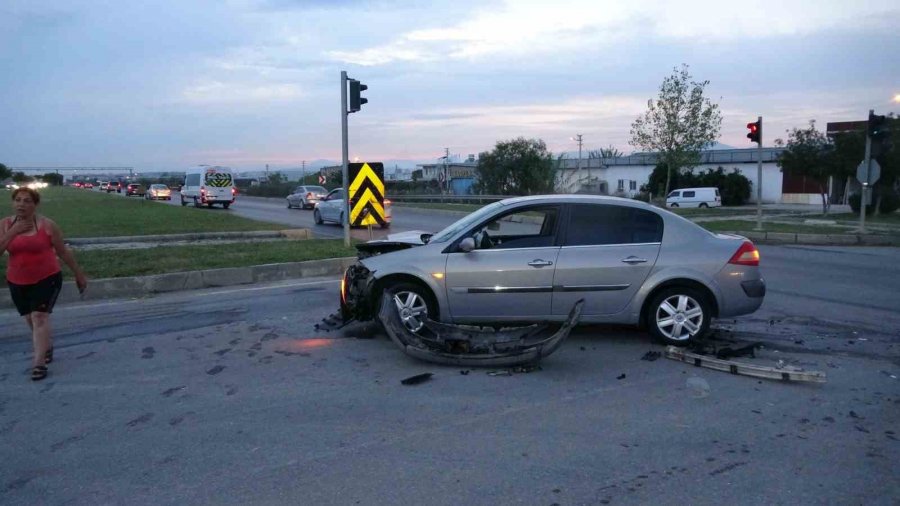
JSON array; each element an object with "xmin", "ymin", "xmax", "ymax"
[{"xmin": 1, "ymin": 0, "xmax": 898, "ymax": 171}]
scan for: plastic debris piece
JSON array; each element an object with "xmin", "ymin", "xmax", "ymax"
[
  {"xmin": 400, "ymin": 373, "xmax": 433, "ymax": 385},
  {"xmin": 687, "ymin": 376, "xmax": 711, "ymax": 398},
  {"xmin": 616, "ymin": 373, "xmax": 626, "ymax": 380}
]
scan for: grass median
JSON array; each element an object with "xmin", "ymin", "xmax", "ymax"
[
  {"xmin": 2, "ymin": 186, "xmax": 356, "ymax": 280},
  {"xmin": 1, "ymin": 239, "xmax": 357, "ymax": 280},
  {"xmin": 697, "ymin": 220, "xmax": 856, "ymax": 234},
  {"xmin": 16, "ymin": 187, "xmax": 283, "ymax": 238}
]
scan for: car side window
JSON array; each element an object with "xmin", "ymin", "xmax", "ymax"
[
  {"xmin": 564, "ymin": 204, "xmax": 663, "ymax": 246},
  {"xmin": 470, "ymin": 205, "xmax": 559, "ymax": 250},
  {"xmin": 683, "ymin": 191, "xmax": 695, "ymax": 198},
  {"xmin": 668, "ymin": 191, "xmax": 680, "ymax": 198}
]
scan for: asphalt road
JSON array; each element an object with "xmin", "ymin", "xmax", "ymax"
[
  {"xmin": 161, "ymin": 191, "xmax": 464, "ymax": 241},
  {"xmin": 1, "ymin": 244, "xmax": 898, "ymax": 505}
]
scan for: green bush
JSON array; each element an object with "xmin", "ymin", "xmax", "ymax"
[
  {"xmin": 880, "ymin": 191, "xmax": 900, "ymax": 214},
  {"xmin": 849, "ymin": 191, "xmax": 899, "ymax": 215},
  {"xmin": 848, "ymin": 193, "xmax": 875, "ymax": 215},
  {"xmin": 641, "ymin": 165, "xmax": 751, "ymax": 205}
]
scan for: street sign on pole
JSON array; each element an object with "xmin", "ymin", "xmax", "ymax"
[{"xmin": 856, "ymin": 159, "xmax": 881, "ymax": 185}]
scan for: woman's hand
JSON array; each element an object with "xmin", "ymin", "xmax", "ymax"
[
  {"xmin": 6, "ymin": 219, "xmax": 34, "ymax": 237},
  {"xmin": 75, "ymin": 273, "xmax": 88, "ymax": 294}
]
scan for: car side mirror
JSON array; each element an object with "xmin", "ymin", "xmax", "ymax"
[{"xmin": 459, "ymin": 237, "xmax": 475, "ymax": 253}]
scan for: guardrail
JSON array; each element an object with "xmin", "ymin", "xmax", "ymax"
[{"xmin": 388, "ymin": 194, "xmax": 512, "ymax": 204}]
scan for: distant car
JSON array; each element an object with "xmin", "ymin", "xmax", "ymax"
[
  {"xmin": 286, "ymin": 185, "xmax": 328, "ymax": 209},
  {"xmin": 313, "ymin": 188, "xmax": 392, "ymax": 228},
  {"xmin": 125, "ymin": 183, "xmax": 145, "ymax": 197},
  {"xmin": 99, "ymin": 182, "xmax": 109, "ymax": 191},
  {"xmin": 145, "ymin": 184, "xmax": 172, "ymax": 201},
  {"xmin": 72, "ymin": 182, "xmax": 83, "ymax": 188},
  {"xmin": 83, "ymin": 182, "xmax": 94, "ymax": 189},
  {"xmin": 106, "ymin": 181, "xmax": 122, "ymax": 193},
  {"xmin": 338, "ymin": 194, "xmax": 765, "ymax": 346}
]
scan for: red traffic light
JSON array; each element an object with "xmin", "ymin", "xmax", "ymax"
[{"xmin": 746, "ymin": 119, "xmax": 762, "ymax": 144}]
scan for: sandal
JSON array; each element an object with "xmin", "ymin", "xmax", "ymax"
[
  {"xmin": 45, "ymin": 348, "xmax": 54, "ymax": 364},
  {"xmin": 31, "ymin": 365, "xmax": 48, "ymax": 381}
]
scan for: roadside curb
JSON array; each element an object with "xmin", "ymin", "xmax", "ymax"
[
  {"xmin": 731, "ymin": 231, "xmax": 900, "ymax": 246},
  {"xmin": 0, "ymin": 257, "xmax": 356, "ymax": 311}
]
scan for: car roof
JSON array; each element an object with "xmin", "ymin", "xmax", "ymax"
[{"xmin": 498, "ymin": 194, "xmax": 655, "ymax": 210}]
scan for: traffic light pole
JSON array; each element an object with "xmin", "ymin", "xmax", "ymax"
[
  {"xmin": 860, "ymin": 109, "xmax": 873, "ymax": 234},
  {"xmin": 341, "ymin": 71, "xmax": 350, "ymax": 247},
  {"xmin": 755, "ymin": 116, "xmax": 763, "ymax": 231}
]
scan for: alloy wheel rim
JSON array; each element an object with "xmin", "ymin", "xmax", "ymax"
[
  {"xmin": 392, "ymin": 291, "xmax": 428, "ymax": 333},
  {"xmin": 655, "ymin": 294, "xmax": 704, "ymax": 341}
]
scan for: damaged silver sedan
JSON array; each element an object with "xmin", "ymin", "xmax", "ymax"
[{"xmin": 327, "ymin": 195, "xmax": 765, "ymax": 365}]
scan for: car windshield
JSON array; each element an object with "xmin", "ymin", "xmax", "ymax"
[{"xmin": 429, "ymin": 201, "xmax": 505, "ymax": 243}]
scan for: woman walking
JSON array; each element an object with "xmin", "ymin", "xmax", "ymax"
[{"xmin": 1, "ymin": 188, "xmax": 87, "ymax": 380}]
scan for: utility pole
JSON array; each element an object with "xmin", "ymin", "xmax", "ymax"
[
  {"xmin": 302, "ymin": 160, "xmax": 306, "ymax": 182},
  {"xmin": 572, "ymin": 134, "xmax": 584, "ymax": 185},
  {"xmin": 265, "ymin": 164, "xmax": 269, "ymax": 182},
  {"xmin": 444, "ymin": 147, "xmax": 449, "ymax": 195}
]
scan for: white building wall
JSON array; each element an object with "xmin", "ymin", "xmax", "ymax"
[{"xmin": 559, "ymin": 162, "xmax": 784, "ymax": 203}]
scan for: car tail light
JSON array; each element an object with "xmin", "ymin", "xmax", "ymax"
[
  {"xmin": 728, "ymin": 241, "xmax": 760, "ymax": 266},
  {"xmin": 232, "ymin": 187, "xmax": 237, "ymax": 196},
  {"xmin": 307, "ymin": 192, "xmax": 313, "ymax": 198},
  {"xmin": 340, "ymin": 274, "xmax": 347, "ymax": 304}
]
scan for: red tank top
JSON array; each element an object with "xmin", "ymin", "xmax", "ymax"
[{"xmin": 5, "ymin": 217, "xmax": 61, "ymax": 285}]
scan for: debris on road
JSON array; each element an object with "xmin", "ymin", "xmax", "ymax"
[
  {"xmin": 400, "ymin": 373, "xmax": 433, "ymax": 385},
  {"xmin": 379, "ymin": 295, "xmax": 583, "ymax": 367},
  {"xmin": 641, "ymin": 351, "xmax": 661, "ymax": 362},
  {"xmin": 617, "ymin": 374, "xmax": 626, "ymax": 380},
  {"xmin": 665, "ymin": 346, "xmax": 826, "ymax": 383}
]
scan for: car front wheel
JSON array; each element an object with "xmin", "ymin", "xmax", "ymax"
[
  {"xmin": 385, "ymin": 282, "xmax": 435, "ymax": 334},
  {"xmin": 313, "ymin": 209, "xmax": 323, "ymax": 224},
  {"xmin": 646, "ymin": 287, "xmax": 711, "ymax": 346}
]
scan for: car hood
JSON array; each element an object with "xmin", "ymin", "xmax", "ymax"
[{"xmin": 355, "ymin": 230, "xmax": 432, "ymax": 257}]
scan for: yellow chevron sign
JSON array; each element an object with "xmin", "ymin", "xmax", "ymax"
[{"xmin": 348, "ymin": 162, "xmax": 385, "ymax": 226}]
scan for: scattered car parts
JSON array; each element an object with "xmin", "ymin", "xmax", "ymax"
[{"xmin": 664, "ymin": 345, "xmax": 826, "ymax": 383}]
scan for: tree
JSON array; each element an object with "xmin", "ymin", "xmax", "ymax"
[
  {"xmin": 474, "ymin": 137, "xmax": 556, "ymax": 195},
  {"xmin": 0, "ymin": 163, "xmax": 11, "ymax": 181},
  {"xmin": 42, "ymin": 173, "xmax": 64, "ymax": 186},
  {"xmin": 777, "ymin": 121, "xmax": 833, "ymax": 214},
  {"xmin": 12, "ymin": 171, "xmax": 31, "ymax": 183},
  {"xmin": 630, "ymin": 64, "xmax": 722, "ymax": 197},
  {"xmin": 588, "ymin": 146, "xmax": 624, "ymax": 159}
]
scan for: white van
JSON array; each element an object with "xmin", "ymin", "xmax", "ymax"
[
  {"xmin": 180, "ymin": 166, "xmax": 236, "ymax": 209},
  {"xmin": 666, "ymin": 187, "xmax": 721, "ymax": 208}
]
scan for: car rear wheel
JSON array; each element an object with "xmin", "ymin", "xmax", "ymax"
[
  {"xmin": 313, "ymin": 209, "xmax": 323, "ymax": 224},
  {"xmin": 180, "ymin": 195, "xmax": 187, "ymax": 206},
  {"xmin": 385, "ymin": 282, "xmax": 435, "ymax": 334},
  {"xmin": 670, "ymin": 203, "xmax": 679, "ymax": 208},
  {"xmin": 223, "ymin": 202, "xmax": 231, "ymax": 209},
  {"xmin": 646, "ymin": 287, "xmax": 711, "ymax": 346},
  {"xmin": 699, "ymin": 203, "xmax": 708, "ymax": 208}
]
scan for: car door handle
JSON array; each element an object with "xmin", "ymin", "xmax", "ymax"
[
  {"xmin": 621, "ymin": 256, "xmax": 648, "ymax": 264},
  {"xmin": 527, "ymin": 259, "xmax": 554, "ymax": 268}
]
